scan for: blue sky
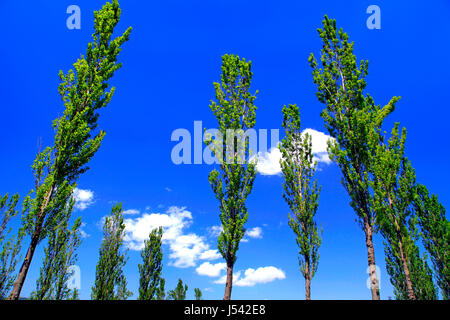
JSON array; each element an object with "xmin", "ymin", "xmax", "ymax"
[{"xmin": 0, "ymin": 0, "xmax": 449, "ymax": 300}]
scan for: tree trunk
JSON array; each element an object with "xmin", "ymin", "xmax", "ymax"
[
  {"xmin": 304, "ymin": 259, "xmax": 311, "ymax": 300},
  {"xmin": 305, "ymin": 277, "xmax": 311, "ymax": 300},
  {"xmin": 223, "ymin": 263, "xmax": 234, "ymax": 300},
  {"xmin": 8, "ymin": 230, "xmax": 40, "ymax": 300},
  {"xmin": 364, "ymin": 220, "xmax": 380, "ymax": 300},
  {"xmin": 397, "ymin": 237, "xmax": 416, "ymax": 300}
]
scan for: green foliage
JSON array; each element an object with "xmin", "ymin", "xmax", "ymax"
[
  {"xmin": 0, "ymin": 194, "xmax": 24, "ymax": 299},
  {"xmin": 9, "ymin": 0, "xmax": 131, "ymax": 299},
  {"xmin": 168, "ymin": 279, "xmax": 188, "ymax": 300},
  {"xmin": 309, "ymin": 15, "xmax": 400, "ymax": 229},
  {"xmin": 31, "ymin": 199, "xmax": 82, "ymax": 300},
  {"xmin": 371, "ymin": 124, "xmax": 437, "ymax": 299},
  {"xmin": 206, "ymin": 54, "xmax": 257, "ymax": 268},
  {"xmin": 194, "ymin": 288, "xmax": 202, "ymax": 300},
  {"xmin": 156, "ymin": 278, "xmax": 166, "ymax": 300},
  {"xmin": 280, "ymin": 104, "xmax": 322, "ymax": 299},
  {"xmin": 414, "ymin": 185, "xmax": 449, "ymax": 299},
  {"xmin": 91, "ymin": 203, "xmax": 132, "ymax": 300},
  {"xmin": 138, "ymin": 227, "xmax": 163, "ymax": 300}
]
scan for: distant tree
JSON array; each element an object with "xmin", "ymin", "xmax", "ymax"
[
  {"xmin": 309, "ymin": 16, "xmax": 400, "ymax": 299},
  {"xmin": 138, "ymin": 227, "xmax": 163, "ymax": 300},
  {"xmin": 0, "ymin": 194, "xmax": 24, "ymax": 299},
  {"xmin": 8, "ymin": 0, "xmax": 131, "ymax": 300},
  {"xmin": 414, "ymin": 184, "xmax": 449, "ymax": 299},
  {"xmin": 372, "ymin": 124, "xmax": 437, "ymax": 300},
  {"xmin": 280, "ymin": 104, "xmax": 322, "ymax": 300},
  {"xmin": 194, "ymin": 288, "xmax": 202, "ymax": 300},
  {"xmin": 91, "ymin": 203, "xmax": 132, "ymax": 300},
  {"xmin": 31, "ymin": 199, "xmax": 82, "ymax": 300},
  {"xmin": 168, "ymin": 279, "xmax": 188, "ymax": 300},
  {"xmin": 156, "ymin": 278, "xmax": 166, "ymax": 300},
  {"xmin": 206, "ymin": 54, "xmax": 258, "ymax": 300}
]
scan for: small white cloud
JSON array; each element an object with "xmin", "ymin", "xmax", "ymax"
[
  {"xmin": 123, "ymin": 209, "xmax": 140, "ymax": 215},
  {"xmin": 165, "ymin": 187, "xmax": 172, "ymax": 192},
  {"xmin": 199, "ymin": 249, "xmax": 222, "ymax": 261},
  {"xmin": 196, "ymin": 262, "xmax": 226, "ymax": 277},
  {"xmin": 235, "ymin": 266, "xmax": 286, "ymax": 287},
  {"xmin": 214, "ymin": 271, "xmax": 242, "ymax": 285},
  {"xmin": 80, "ymin": 222, "xmax": 90, "ymax": 238},
  {"xmin": 214, "ymin": 266, "xmax": 285, "ymax": 287},
  {"xmin": 208, "ymin": 225, "xmax": 223, "ymax": 238},
  {"xmin": 73, "ymin": 188, "xmax": 94, "ymax": 210},
  {"xmin": 255, "ymin": 129, "xmax": 334, "ymax": 176},
  {"xmin": 246, "ymin": 227, "xmax": 263, "ymax": 239},
  {"xmin": 254, "ymin": 147, "xmax": 282, "ymax": 176}
]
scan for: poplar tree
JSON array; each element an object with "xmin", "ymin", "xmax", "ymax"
[
  {"xmin": 309, "ymin": 16, "xmax": 400, "ymax": 299},
  {"xmin": 31, "ymin": 199, "xmax": 82, "ymax": 300},
  {"xmin": 138, "ymin": 227, "xmax": 163, "ymax": 300},
  {"xmin": 168, "ymin": 279, "xmax": 188, "ymax": 300},
  {"xmin": 414, "ymin": 185, "xmax": 449, "ymax": 299},
  {"xmin": 91, "ymin": 203, "xmax": 132, "ymax": 300},
  {"xmin": 206, "ymin": 54, "xmax": 257, "ymax": 300},
  {"xmin": 8, "ymin": 0, "xmax": 131, "ymax": 300},
  {"xmin": 279, "ymin": 104, "xmax": 322, "ymax": 300},
  {"xmin": 194, "ymin": 288, "xmax": 202, "ymax": 300},
  {"xmin": 372, "ymin": 124, "xmax": 436, "ymax": 300},
  {"xmin": 0, "ymin": 194, "xmax": 24, "ymax": 299}
]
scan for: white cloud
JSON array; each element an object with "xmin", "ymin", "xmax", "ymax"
[
  {"xmin": 208, "ymin": 225, "xmax": 223, "ymax": 238},
  {"xmin": 254, "ymin": 147, "xmax": 282, "ymax": 176},
  {"xmin": 215, "ymin": 266, "xmax": 285, "ymax": 287},
  {"xmin": 214, "ymin": 271, "xmax": 241, "ymax": 285},
  {"xmin": 165, "ymin": 187, "xmax": 172, "ymax": 192},
  {"xmin": 123, "ymin": 209, "xmax": 140, "ymax": 215},
  {"xmin": 246, "ymin": 227, "xmax": 263, "ymax": 239},
  {"xmin": 124, "ymin": 206, "xmax": 220, "ymax": 268},
  {"xmin": 80, "ymin": 222, "xmax": 90, "ymax": 238},
  {"xmin": 196, "ymin": 262, "xmax": 226, "ymax": 277},
  {"xmin": 199, "ymin": 249, "xmax": 222, "ymax": 260},
  {"xmin": 255, "ymin": 129, "xmax": 334, "ymax": 176},
  {"xmin": 73, "ymin": 188, "xmax": 94, "ymax": 210}
]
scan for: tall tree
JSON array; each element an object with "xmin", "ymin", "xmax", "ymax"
[
  {"xmin": 414, "ymin": 184, "xmax": 449, "ymax": 299},
  {"xmin": 168, "ymin": 279, "xmax": 188, "ymax": 300},
  {"xmin": 0, "ymin": 194, "xmax": 24, "ymax": 299},
  {"xmin": 309, "ymin": 16, "xmax": 400, "ymax": 299},
  {"xmin": 194, "ymin": 288, "xmax": 202, "ymax": 300},
  {"xmin": 8, "ymin": 0, "xmax": 131, "ymax": 300},
  {"xmin": 372, "ymin": 124, "xmax": 436, "ymax": 300},
  {"xmin": 91, "ymin": 203, "xmax": 132, "ymax": 300},
  {"xmin": 279, "ymin": 104, "xmax": 322, "ymax": 300},
  {"xmin": 206, "ymin": 54, "xmax": 257, "ymax": 300},
  {"xmin": 138, "ymin": 227, "xmax": 163, "ymax": 300},
  {"xmin": 31, "ymin": 199, "xmax": 82, "ymax": 300}
]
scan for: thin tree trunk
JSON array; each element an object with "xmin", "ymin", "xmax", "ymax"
[
  {"xmin": 364, "ymin": 220, "xmax": 380, "ymax": 300},
  {"xmin": 304, "ymin": 259, "xmax": 311, "ymax": 300},
  {"xmin": 305, "ymin": 277, "xmax": 311, "ymax": 300},
  {"xmin": 9, "ymin": 187, "xmax": 53, "ymax": 300},
  {"xmin": 223, "ymin": 263, "xmax": 233, "ymax": 300},
  {"xmin": 397, "ymin": 237, "xmax": 416, "ymax": 300},
  {"xmin": 8, "ymin": 230, "xmax": 40, "ymax": 300}
]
